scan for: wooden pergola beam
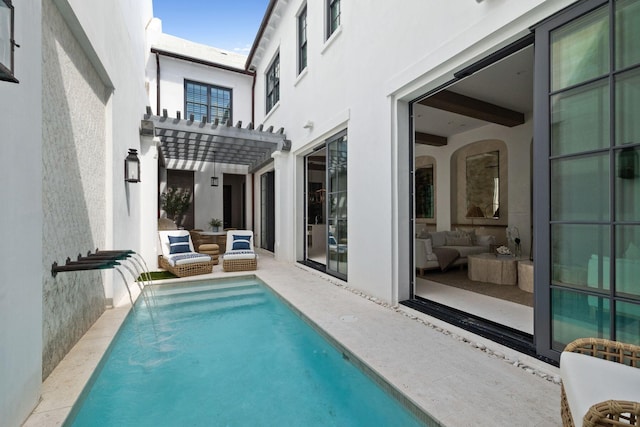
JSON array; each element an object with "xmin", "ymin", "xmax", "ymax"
[
  {"xmin": 415, "ymin": 132, "xmax": 448, "ymax": 146},
  {"xmin": 418, "ymin": 90, "xmax": 525, "ymax": 127}
]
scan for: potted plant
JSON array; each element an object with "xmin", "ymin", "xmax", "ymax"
[
  {"xmin": 208, "ymin": 218, "xmax": 223, "ymax": 232},
  {"xmin": 160, "ymin": 187, "xmax": 192, "ymax": 227}
]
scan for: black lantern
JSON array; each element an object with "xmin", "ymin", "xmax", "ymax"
[
  {"xmin": 618, "ymin": 147, "xmax": 638, "ymax": 180},
  {"xmin": 124, "ymin": 149, "xmax": 141, "ymax": 183},
  {"xmin": 211, "ymin": 151, "xmax": 219, "ymax": 186},
  {"xmin": 0, "ymin": 0, "xmax": 18, "ymax": 83}
]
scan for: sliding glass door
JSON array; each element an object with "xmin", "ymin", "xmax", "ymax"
[
  {"xmin": 534, "ymin": 0, "xmax": 640, "ymax": 358},
  {"xmin": 304, "ymin": 130, "xmax": 348, "ymax": 280},
  {"xmin": 326, "ymin": 131, "xmax": 348, "ymax": 279}
]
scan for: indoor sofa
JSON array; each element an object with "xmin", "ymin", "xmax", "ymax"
[{"xmin": 415, "ymin": 230, "xmax": 494, "ymax": 274}]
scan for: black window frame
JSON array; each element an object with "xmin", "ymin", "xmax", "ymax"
[
  {"xmin": 298, "ymin": 5, "xmax": 308, "ymax": 75},
  {"xmin": 533, "ymin": 0, "xmax": 640, "ymax": 361},
  {"xmin": 266, "ymin": 53, "xmax": 280, "ymax": 113},
  {"xmin": 184, "ymin": 79, "xmax": 233, "ymax": 124},
  {"xmin": 0, "ymin": 0, "xmax": 18, "ymax": 83},
  {"xmin": 326, "ymin": 0, "xmax": 341, "ymax": 39}
]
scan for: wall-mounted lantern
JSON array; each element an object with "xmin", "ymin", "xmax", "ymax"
[
  {"xmin": 124, "ymin": 149, "xmax": 141, "ymax": 183},
  {"xmin": 211, "ymin": 151, "xmax": 219, "ymax": 186},
  {"xmin": 0, "ymin": 0, "xmax": 19, "ymax": 83}
]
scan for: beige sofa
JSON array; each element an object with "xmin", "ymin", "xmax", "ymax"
[{"xmin": 415, "ymin": 230, "xmax": 494, "ymax": 274}]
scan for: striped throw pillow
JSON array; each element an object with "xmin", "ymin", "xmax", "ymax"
[{"xmin": 168, "ymin": 235, "xmax": 191, "ymax": 254}]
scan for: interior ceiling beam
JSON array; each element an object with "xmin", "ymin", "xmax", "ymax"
[
  {"xmin": 418, "ymin": 90, "xmax": 525, "ymax": 127},
  {"xmin": 415, "ymin": 132, "xmax": 448, "ymax": 146}
]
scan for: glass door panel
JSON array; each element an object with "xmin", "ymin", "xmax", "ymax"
[
  {"xmin": 305, "ymin": 148, "xmax": 327, "ymax": 265},
  {"xmin": 326, "ymin": 131, "xmax": 347, "ymax": 279},
  {"xmin": 540, "ymin": 0, "xmax": 640, "ymax": 355},
  {"xmin": 551, "ymin": 154, "xmax": 610, "ymax": 222},
  {"xmin": 615, "ymin": 0, "xmax": 640, "ymax": 70},
  {"xmin": 551, "ymin": 80, "xmax": 610, "ymax": 156},
  {"xmin": 615, "ymin": 68, "xmax": 640, "ymax": 146},
  {"xmin": 550, "ymin": 5, "xmax": 609, "ymax": 91}
]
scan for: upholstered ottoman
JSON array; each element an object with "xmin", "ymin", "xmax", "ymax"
[{"xmin": 198, "ymin": 243, "xmax": 220, "ymax": 264}]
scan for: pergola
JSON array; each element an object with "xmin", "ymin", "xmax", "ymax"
[{"xmin": 141, "ymin": 107, "xmax": 290, "ymax": 172}]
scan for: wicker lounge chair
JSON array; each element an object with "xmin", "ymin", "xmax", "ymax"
[
  {"xmin": 222, "ymin": 230, "xmax": 257, "ymax": 272},
  {"xmin": 158, "ymin": 230, "xmax": 216, "ymax": 277},
  {"xmin": 560, "ymin": 338, "xmax": 640, "ymax": 427}
]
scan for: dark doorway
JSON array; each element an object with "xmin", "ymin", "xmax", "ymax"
[
  {"xmin": 261, "ymin": 171, "xmax": 275, "ymax": 251},
  {"xmin": 223, "ymin": 185, "xmax": 232, "ymax": 229}
]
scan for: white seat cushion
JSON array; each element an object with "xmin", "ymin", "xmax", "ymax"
[
  {"xmin": 561, "ymin": 351, "xmax": 640, "ymax": 426},
  {"xmin": 223, "ymin": 250, "xmax": 257, "ymax": 261},
  {"xmin": 164, "ymin": 252, "xmax": 212, "ymax": 266}
]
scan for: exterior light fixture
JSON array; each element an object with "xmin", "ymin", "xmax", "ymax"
[
  {"xmin": 0, "ymin": 0, "xmax": 19, "ymax": 83},
  {"xmin": 124, "ymin": 149, "xmax": 141, "ymax": 183},
  {"xmin": 211, "ymin": 151, "xmax": 219, "ymax": 186}
]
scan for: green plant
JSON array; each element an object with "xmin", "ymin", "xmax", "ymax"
[
  {"xmin": 208, "ymin": 218, "xmax": 222, "ymax": 229},
  {"xmin": 161, "ymin": 187, "xmax": 191, "ymax": 221}
]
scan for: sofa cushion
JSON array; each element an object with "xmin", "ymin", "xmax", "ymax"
[
  {"xmin": 446, "ymin": 235, "xmax": 472, "ymax": 246},
  {"xmin": 430, "ymin": 231, "xmax": 447, "ymax": 247},
  {"xmin": 561, "ymin": 351, "xmax": 640, "ymax": 426}
]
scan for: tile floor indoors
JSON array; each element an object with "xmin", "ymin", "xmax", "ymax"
[{"xmin": 24, "ymin": 251, "xmax": 561, "ymax": 427}]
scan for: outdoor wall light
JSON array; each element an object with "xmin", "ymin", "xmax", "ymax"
[
  {"xmin": 0, "ymin": 0, "xmax": 19, "ymax": 83},
  {"xmin": 211, "ymin": 151, "xmax": 219, "ymax": 186},
  {"xmin": 124, "ymin": 149, "xmax": 141, "ymax": 183}
]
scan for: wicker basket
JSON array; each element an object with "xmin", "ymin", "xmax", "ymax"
[
  {"xmin": 561, "ymin": 338, "xmax": 640, "ymax": 427},
  {"xmin": 222, "ymin": 257, "xmax": 257, "ymax": 272},
  {"xmin": 159, "ymin": 256, "xmax": 215, "ymax": 277}
]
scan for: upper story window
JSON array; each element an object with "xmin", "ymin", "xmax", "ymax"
[
  {"xmin": 298, "ymin": 5, "xmax": 307, "ymax": 74},
  {"xmin": 327, "ymin": 0, "xmax": 341, "ymax": 39},
  {"xmin": 185, "ymin": 80, "xmax": 232, "ymax": 124},
  {"xmin": 0, "ymin": 0, "xmax": 18, "ymax": 83},
  {"xmin": 266, "ymin": 54, "xmax": 280, "ymax": 113}
]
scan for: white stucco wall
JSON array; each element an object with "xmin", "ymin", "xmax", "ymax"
[
  {"xmin": 0, "ymin": 0, "xmax": 152, "ymax": 425},
  {"xmin": 0, "ymin": 2, "xmax": 43, "ymax": 426},
  {"xmin": 250, "ymin": 0, "xmax": 578, "ymax": 303}
]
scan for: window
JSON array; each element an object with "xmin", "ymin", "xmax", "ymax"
[
  {"xmin": 184, "ymin": 80, "xmax": 232, "ymax": 124},
  {"xmin": 266, "ymin": 54, "xmax": 280, "ymax": 113},
  {"xmin": 0, "ymin": 0, "xmax": 17, "ymax": 83},
  {"xmin": 327, "ymin": 0, "xmax": 341, "ymax": 39},
  {"xmin": 298, "ymin": 6, "xmax": 307, "ymax": 74}
]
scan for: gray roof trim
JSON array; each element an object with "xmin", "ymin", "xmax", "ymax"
[{"xmin": 142, "ymin": 111, "xmax": 290, "ymax": 173}]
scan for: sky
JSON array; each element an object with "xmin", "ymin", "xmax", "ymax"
[{"xmin": 152, "ymin": 0, "xmax": 271, "ymax": 54}]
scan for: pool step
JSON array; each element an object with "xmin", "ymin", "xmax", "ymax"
[
  {"xmin": 138, "ymin": 293, "xmax": 268, "ymax": 320},
  {"xmin": 148, "ymin": 280, "xmax": 260, "ymax": 298},
  {"xmin": 149, "ymin": 285, "xmax": 264, "ymax": 308},
  {"xmin": 148, "ymin": 282, "xmax": 261, "ymax": 303}
]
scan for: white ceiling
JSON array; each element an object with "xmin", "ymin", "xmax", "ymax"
[{"xmin": 414, "ymin": 45, "xmax": 534, "ymax": 138}]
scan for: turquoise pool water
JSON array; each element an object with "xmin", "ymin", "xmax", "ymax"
[{"xmin": 66, "ymin": 277, "xmax": 430, "ymax": 426}]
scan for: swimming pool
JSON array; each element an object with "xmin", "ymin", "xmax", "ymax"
[{"xmin": 66, "ymin": 277, "xmax": 433, "ymax": 426}]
